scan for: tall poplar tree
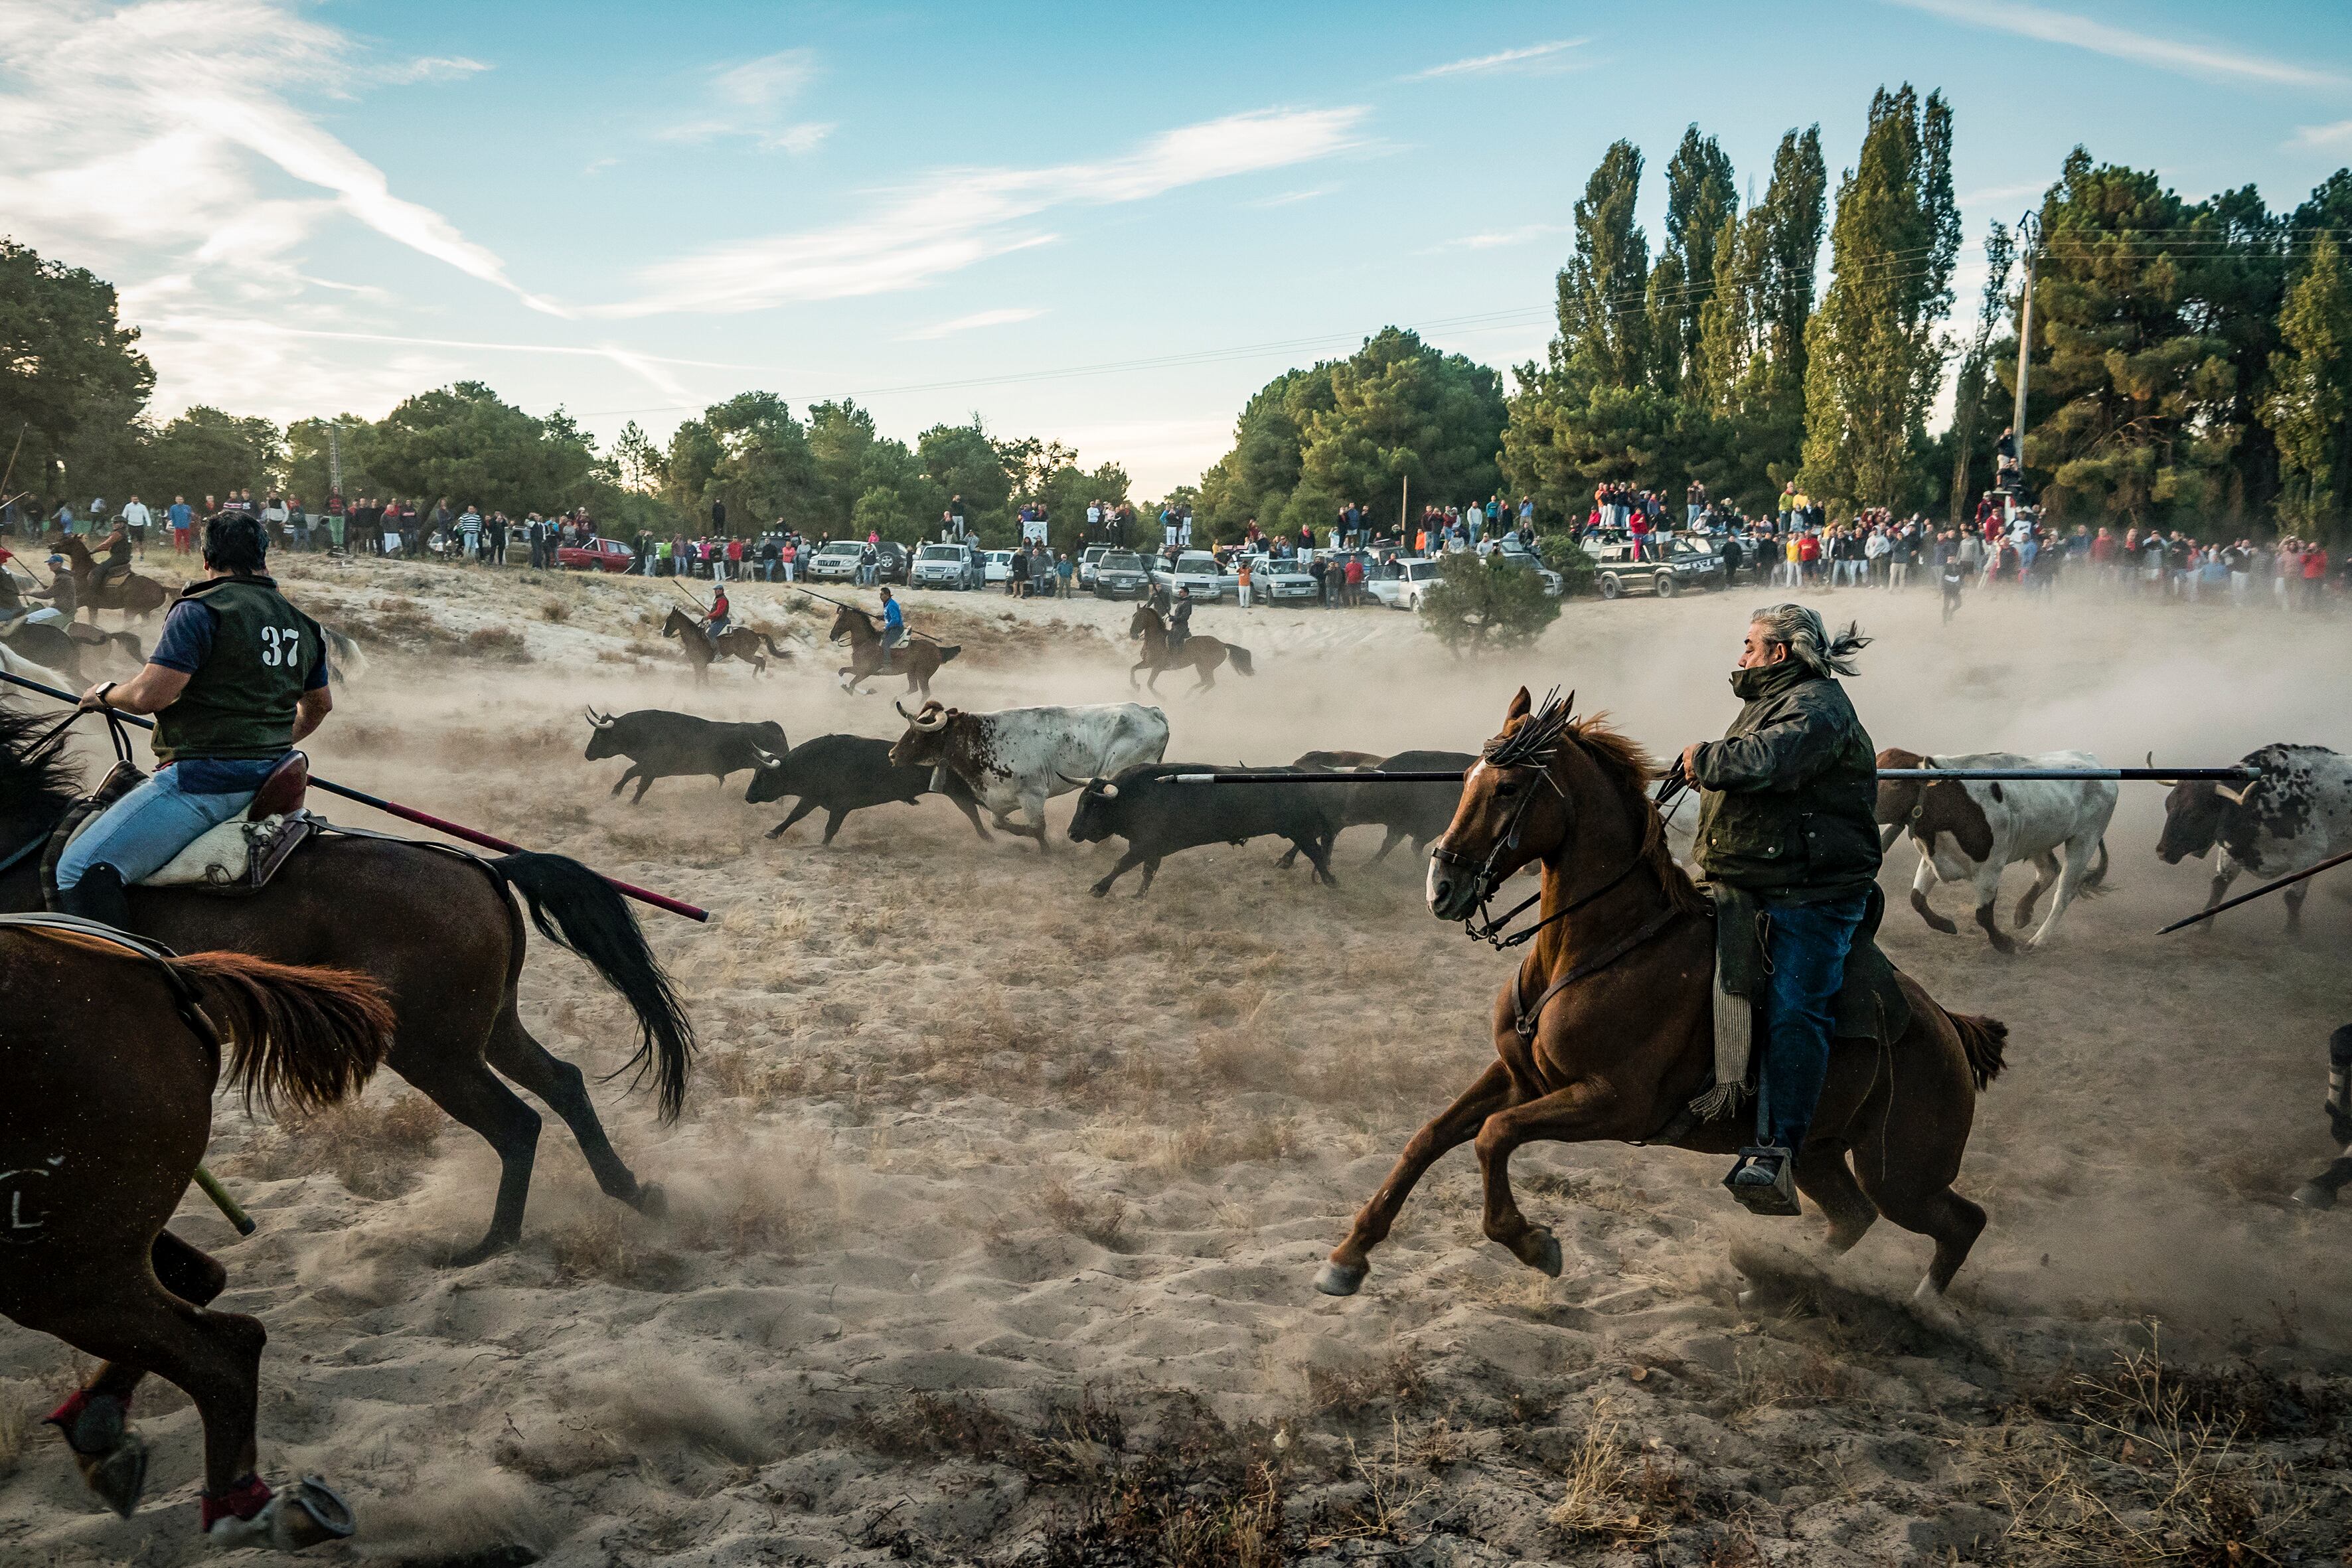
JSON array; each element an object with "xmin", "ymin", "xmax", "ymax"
[
  {"xmin": 1553, "ymin": 141, "xmax": 1651, "ymax": 392},
  {"xmin": 1649, "ymin": 125, "xmax": 1737, "ymax": 394},
  {"xmin": 1945, "ymin": 220, "xmax": 2015, "ymax": 521},
  {"xmin": 1801, "ymin": 86, "xmax": 1959, "ymax": 512},
  {"xmin": 2263, "ymin": 232, "xmax": 2352, "ymax": 537}
]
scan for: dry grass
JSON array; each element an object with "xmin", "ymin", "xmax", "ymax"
[
  {"xmin": 462, "ymin": 625, "xmax": 530, "ymax": 661},
  {"xmin": 1307, "ymin": 1348, "xmax": 1430, "ymax": 1417},
  {"xmin": 1038, "ymin": 1180, "xmax": 1129, "ymax": 1249},
  {"xmin": 541, "ymin": 1205, "xmax": 685, "ymax": 1289},
  {"xmin": 539, "ymin": 598, "xmax": 571, "ymax": 622},
  {"xmin": 1547, "ymin": 1397, "xmax": 1678, "ymax": 1546},
  {"xmin": 232, "ymin": 1093, "xmax": 443, "ymax": 1198}
]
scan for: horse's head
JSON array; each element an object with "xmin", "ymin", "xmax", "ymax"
[
  {"xmin": 1127, "ymin": 604, "xmax": 1156, "ymax": 641},
  {"xmin": 660, "ymin": 607, "xmax": 693, "ymax": 639},
  {"xmin": 828, "ymin": 603, "xmax": 866, "ymax": 643},
  {"xmin": 1427, "ymin": 686, "xmax": 1577, "ymax": 922}
]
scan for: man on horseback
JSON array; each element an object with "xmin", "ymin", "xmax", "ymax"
[
  {"xmin": 878, "ymin": 586, "xmax": 905, "ymax": 670},
  {"xmin": 90, "ymin": 514, "xmax": 138, "ymax": 593},
  {"xmin": 1168, "ymin": 587, "xmax": 1193, "ymax": 654},
  {"xmin": 50, "ymin": 514, "xmax": 331, "ymax": 930},
  {"xmin": 704, "ymin": 584, "xmax": 732, "ymax": 649},
  {"xmin": 1679, "ymin": 603, "xmax": 1879, "ymax": 1215}
]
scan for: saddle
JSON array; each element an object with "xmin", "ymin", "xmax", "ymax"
[
  {"xmin": 1687, "ymin": 882, "xmax": 1912, "ymax": 1125},
  {"xmin": 40, "ymin": 752, "xmax": 317, "ymax": 901}
]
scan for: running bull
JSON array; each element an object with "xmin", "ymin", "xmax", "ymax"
[
  {"xmin": 1875, "ymin": 747, "xmax": 2117, "ymax": 952},
  {"xmin": 2157, "ymin": 743, "xmax": 2352, "ymax": 934},
  {"xmin": 745, "ymin": 732, "xmax": 990, "ymax": 845},
  {"xmin": 1066, "ymin": 763, "xmax": 1340, "ymax": 898},
  {"xmin": 584, "ymin": 707, "xmax": 788, "ymax": 803},
  {"xmin": 889, "ymin": 699, "xmax": 1169, "ymax": 850}
]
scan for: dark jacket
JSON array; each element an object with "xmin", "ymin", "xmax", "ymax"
[{"xmin": 1689, "ymin": 659, "xmax": 1880, "ymax": 902}]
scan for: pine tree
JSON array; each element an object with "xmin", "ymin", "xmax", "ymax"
[
  {"xmin": 1553, "ymin": 141, "xmax": 1651, "ymax": 392},
  {"xmin": 2263, "ymin": 232, "xmax": 2352, "ymax": 537},
  {"xmin": 1801, "ymin": 86, "xmax": 1958, "ymax": 512}
]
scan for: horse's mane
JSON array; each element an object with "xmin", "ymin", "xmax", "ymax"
[
  {"xmin": 1563, "ymin": 712, "xmax": 1707, "ymax": 915},
  {"xmin": 0, "ymin": 702, "xmax": 84, "ymax": 824}
]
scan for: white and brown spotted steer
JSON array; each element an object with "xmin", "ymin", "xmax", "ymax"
[
  {"xmin": 889, "ymin": 700, "xmax": 1169, "ymax": 850},
  {"xmin": 1875, "ymin": 748, "xmax": 2118, "ymax": 953},
  {"xmin": 2157, "ymin": 743, "xmax": 2352, "ymax": 935}
]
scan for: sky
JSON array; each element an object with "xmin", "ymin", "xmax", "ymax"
[{"xmin": 4, "ymin": 0, "xmax": 2350, "ymax": 495}]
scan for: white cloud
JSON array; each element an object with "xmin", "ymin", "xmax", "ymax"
[
  {"xmin": 660, "ymin": 47, "xmax": 832, "ymax": 151},
  {"xmin": 2293, "ymin": 119, "xmax": 2352, "ymax": 149},
  {"xmin": 1956, "ymin": 180, "xmax": 2049, "ymax": 208},
  {"xmin": 1407, "ymin": 39, "xmax": 1585, "ymax": 81},
  {"xmin": 1422, "ymin": 222, "xmax": 1570, "ymax": 253},
  {"xmin": 898, "ymin": 307, "xmax": 1047, "ymax": 341},
  {"xmin": 391, "ymin": 55, "xmax": 489, "ymax": 84},
  {"xmin": 0, "ymin": 0, "xmax": 550, "ymax": 311},
  {"xmin": 604, "ymin": 105, "xmax": 1369, "ymax": 317},
  {"xmin": 1885, "ymin": 0, "xmax": 2342, "ymax": 88},
  {"xmin": 1248, "ymin": 186, "xmax": 1334, "ymax": 208}
]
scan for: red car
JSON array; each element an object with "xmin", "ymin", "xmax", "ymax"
[{"xmin": 557, "ymin": 536, "xmax": 635, "ymax": 574}]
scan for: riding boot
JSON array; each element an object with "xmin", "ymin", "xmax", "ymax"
[
  {"xmin": 52, "ymin": 864, "xmax": 133, "ymax": 931},
  {"xmin": 1725, "ymin": 1146, "xmax": 1801, "ymax": 1216}
]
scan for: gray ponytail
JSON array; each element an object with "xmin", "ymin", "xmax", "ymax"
[{"xmin": 1749, "ymin": 603, "xmax": 1870, "ymax": 678}]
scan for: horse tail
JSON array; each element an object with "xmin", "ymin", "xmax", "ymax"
[
  {"xmin": 173, "ymin": 953, "xmax": 394, "ymax": 1115},
  {"xmin": 321, "ymin": 624, "xmax": 370, "ymax": 685},
  {"xmin": 759, "ymin": 633, "xmax": 795, "ymax": 659},
  {"xmin": 491, "ymin": 852, "xmax": 696, "ymax": 1121},
  {"xmin": 1227, "ymin": 645, "xmax": 1255, "ymax": 676},
  {"xmin": 1941, "ymin": 1008, "xmax": 2009, "ymax": 1091},
  {"xmin": 935, "ymin": 644, "xmax": 962, "ymax": 665}
]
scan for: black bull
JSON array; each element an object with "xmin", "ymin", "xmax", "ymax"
[
  {"xmin": 745, "ymin": 732, "xmax": 990, "ymax": 844},
  {"xmin": 584, "ymin": 708, "xmax": 787, "ymax": 803},
  {"xmin": 1066, "ymin": 763, "xmax": 1339, "ymax": 898},
  {"xmin": 1277, "ymin": 748, "xmax": 1476, "ymax": 870}
]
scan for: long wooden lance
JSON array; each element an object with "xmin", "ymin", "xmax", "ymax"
[
  {"xmin": 787, "ymin": 584, "xmax": 947, "ymax": 643},
  {"xmin": 2157, "ymin": 846, "xmax": 2352, "ymax": 935},
  {"xmin": 1170, "ymin": 765, "xmax": 2265, "ymax": 785},
  {"xmin": 0, "ymin": 670, "xmax": 708, "ymax": 922}
]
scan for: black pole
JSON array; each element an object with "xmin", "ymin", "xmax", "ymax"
[
  {"xmin": 2157, "ymin": 846, "xmax": 2352, "ymax": 934},
  {"xmin": 1169, "ymin": 765, "xmax": 2263, "ymax": 785}
]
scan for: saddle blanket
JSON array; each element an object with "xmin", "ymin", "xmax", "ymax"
[{"xmin": 53, "ymin": 809, "xmax": 315, "ymax": 891}]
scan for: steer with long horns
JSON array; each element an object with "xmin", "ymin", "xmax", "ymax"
[
  {"xmin": 2155, "ymin": 743, "xmax": 2352, "ymax": 934},
  {"xmin": 582, "ymin": 706, "xmax": 788, "ymax": 804},
  {"xmin": 887, "ymin": 698, "xmax": 1171, "ymax": 850}
]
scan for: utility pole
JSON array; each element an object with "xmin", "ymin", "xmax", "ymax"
[
  {"xmin": 1399, "ymin": 473, "xmax": 1409, "ymax": 542},
  {"xmin": 2009, "ymin": 212, "xmax": 2040, "ymax": 486},
  {"xmin": 327, "ymin": 421, "xmax": 343, "ymax": 497}
]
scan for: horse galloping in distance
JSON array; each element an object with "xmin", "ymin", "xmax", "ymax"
[
  {"xmin": 660, "ymin": 606, "xmax": 791, "ymax": 682},
  {"xmin": 1316, "ymin": 688, "xmax": 2009, "ymax": 1312},
  {"xmin": 0, "ymin": 705, "xmax": 696, "ymax": 1265},
  {"xmin": 1127, "ymin": 603, "xmax": 1253, "ymax": 694},
  {"xmin": 56, "ymin": 536, "xmax": 173, "ymax": 623},
  {"xmin": 829, "ymin": 602, "xmax": 958, "ymax": 698},
  {"xmin": 1, "ymin": 919, "xmax": 392, "ymax": 1543}
]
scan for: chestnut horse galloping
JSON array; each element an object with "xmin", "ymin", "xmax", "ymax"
[
  {"xmin": 1, "ymin": 919, "xmax": 392, "ymax": 1542},
  {"xmin": 1127, "ymin": 603, "xmax": 1253, "ymax": 694},
  {"xmin": 1316, "ymin": 688, "xmax": 2007, "ymax": 1310},
  {"xmin": 661, "ymin": 606, "xmax": 791, "ymax": 682},
  {"xmin": 56, "ymin": 536, "xmax": 173, "ymax": 623},
  {"xmin": 829, "ymin": 603, "xmax": 958, "ymax": 698}
]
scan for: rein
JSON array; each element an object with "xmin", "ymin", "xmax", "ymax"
[{"xmin": 0, "ymin": 706, "xmax": 133, "ymax": 877}]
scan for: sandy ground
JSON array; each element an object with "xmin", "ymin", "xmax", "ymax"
[{"xmin": 2, "ymin": 556, "xmax": 2348, "ymax": 1567}]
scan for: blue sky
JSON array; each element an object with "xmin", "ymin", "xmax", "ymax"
[{"xmin": 4, "ymin": 0, "xmax": 2349, "ymax": 493}]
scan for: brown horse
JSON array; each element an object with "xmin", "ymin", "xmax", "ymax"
[
  {"xmin": 660, "ymin": 605, "xmax": 791, "ymax": 682},
  {"xmin": 829, "ymin": 603, "xmax": 958, "ymax": 697},
  {"xmin": 0, "ymin": 706, "xmax": 696, "ymax": 1265},
  {"xmin": 1128, "ymin": 603, "xmax": 1253, "ymax": 693},
  {"xmin": 57, "ymin": 536, "xmax": 173, "ymax": 623},
  {"xmin": 1, "ymin": 919, "xmax": 391, "ymax": 1541},
  {"xmin": 1316, "ymin": 687, "xmax": 2007, "ymax": 1310}
]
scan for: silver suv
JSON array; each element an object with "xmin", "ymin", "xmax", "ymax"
[{"xmin": 911, "ymin": 540, "xmax": 982, "ymax": 590}]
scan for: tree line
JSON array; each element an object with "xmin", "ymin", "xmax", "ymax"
[{"xmin": 7, "ymin": 82, "xmax": 2351, "ymax": 548}]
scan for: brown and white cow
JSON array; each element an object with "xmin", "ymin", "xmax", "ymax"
[
  {"xmin": 889, "ymin": 700, "xmax": 1169, "ymax": 850},
  {"xmin": 1875, "ymin": 747, "xmax": 2118, "ymax": 953}
]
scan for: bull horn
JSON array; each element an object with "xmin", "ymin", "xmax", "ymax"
[
  {"xmin": 2214, "ymin": 784, "xmax": 2248, "ymax": 805},
  {"xmin": 896, "ymin": 700, "xmax": 915, "ymax": 720},
  {"xmin": 751, "ymin": 745, "xmax": 783, "ymax": 769},
  {"xmin": 584, "ymin": 706, "xmax": 615, "ymax": 729},
  {"xmin": 2145, "ymin": 751, "xmax": 2181, "ymax": 787},
  {"xmin": 1100, "ymin": 783, "xmax": 1118, "ymax": 799},
  {"xmin": 911, "ymin": 704, "xmax": 948, "ymax": 733}
]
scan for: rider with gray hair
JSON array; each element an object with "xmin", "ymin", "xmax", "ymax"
[{"xmin": 1679, "ymin": 603, "xmax": 1881, "ymax": 1214}]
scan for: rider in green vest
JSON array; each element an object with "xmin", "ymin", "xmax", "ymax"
[{"xmin": 51, "ymin": 513, "xmax": 332, "ymax": 929}]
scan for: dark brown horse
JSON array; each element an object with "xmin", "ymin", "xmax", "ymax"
[
  {"xmin": 1316, "ymin": 688, "xmax": 2007, "ymax": 1311},
  {"xmin": 0, "ymin": 706, "xmax": 695, "ymax": 1265},
  {"xmin": 1127, "ymin": 603, "xmax": 1253, "ymax": 693},
  {"xmin": 2, "ymin": 920, "xmax": 391, "ymax": 1541},
  {"xmin": 829, "ymin": 603, "xmax": 958, "ymax": 697},
  {"xmin": 660, "ymin": 605, "xmax": 790, "ymax": 682},
  {"xmin": 57, "ymin": 536, "xmax": 173, "ymax": 623}
]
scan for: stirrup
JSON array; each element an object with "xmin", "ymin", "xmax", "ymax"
[{"xmin": 1725, "ymin": 1146, "xmax": 1801, "ymax": 1216}]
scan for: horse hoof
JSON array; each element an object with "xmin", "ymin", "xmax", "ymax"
[
  {"xmin": 1314, "ymin": 1259, "xmax": 1368, "ymax": 1297},
  {"xmin": 76, "ymin": 1431, "xmax": 149, "ymax": 1519},
  {"xmin": 272, "ymin": 1476, "xmax": 358, "ymax": 1549},
  {"xmin": 1521, "ymin": 1228, "xmax": 1563, "ymax": 1277},
  {"xmin": 2290, "ymin": 1181, "xmax": 2337, "ymax": 1211},
  {"xmin": 631, "ymin": 1182, "xmax": 668, "ymax": 1219},
  {"xmin": 441, "ymin": 1234, "xmax": 515, "ymax": 1269}
]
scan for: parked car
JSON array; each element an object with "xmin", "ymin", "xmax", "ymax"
[
  {"xmin": 911, "ymin": 540, "xmax": 984, "ymax": 590},
  {"xmin": 556, "ymin": 536, "xmax": 635, "ymax": 574},
  {"xmin": 1368, "ymin": 556, "xmax": 1447, "ymax": 611},
  {"xmin": 1491, "ymin": 541, "xmax": 1565, "ymax": 595},
  {"xmin": 1239, "ymin": 553, "xmax": 1318, "ymax": 602},
  {"xmin": 982, "ymin": 549, "xmax": 1016, "ymax": 585},
  {"xmin": 1091, "ymin": 550, "xmax": 1152, "ymax": 599},
  {"xmin": 1150, "ymin": 549, "xmax": 1227, "ymax": 603},
  {"xmin": 805, "ymin": 540, "xmax": 864, "ymax": 582},
  {"xmin": 1077, "ymin": 544, "xmax": 1113, "ymax": 589},
  {"xmin": 1582, "ymin": 536, "xmax": 1723, "ymax": 599},
  {"xmin": 872, "ymin": 540, "xmax": 911, "ymax": 584}
]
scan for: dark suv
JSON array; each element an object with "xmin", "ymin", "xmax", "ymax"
[{"xmin": 1091, "ymin": 550, "xmax": 1152, "ymax": 599}]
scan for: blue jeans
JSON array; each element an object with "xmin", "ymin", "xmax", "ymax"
[
  {"xmin": 55, "ymin": 763, "xmax": 264, "ymax": 889},
  {"xmin": 1755, "ymin": 892, "xmax": 1869, "ymax": 1151}
]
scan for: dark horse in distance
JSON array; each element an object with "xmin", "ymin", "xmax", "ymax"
[
  {"xmin": 1127, "ymin": 603, "xmax": 1253, "ymax": 694},
  {"xmin": 829, "ymin": 602, "xmax": 959, "ymax": 698}
]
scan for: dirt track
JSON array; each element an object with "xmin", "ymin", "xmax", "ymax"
[{"xmin": 2, "ymin": 558, "xmax": 2347, "ymax": 1567}]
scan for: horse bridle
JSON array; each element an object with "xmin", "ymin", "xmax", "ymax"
[
  {"xmin": 0, "ymin": 704, "xmax": 135, "ymax": 877},
  {"xmin": 1439, "ymin": 753, "xmax": 1689, "ymax": 951}
]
